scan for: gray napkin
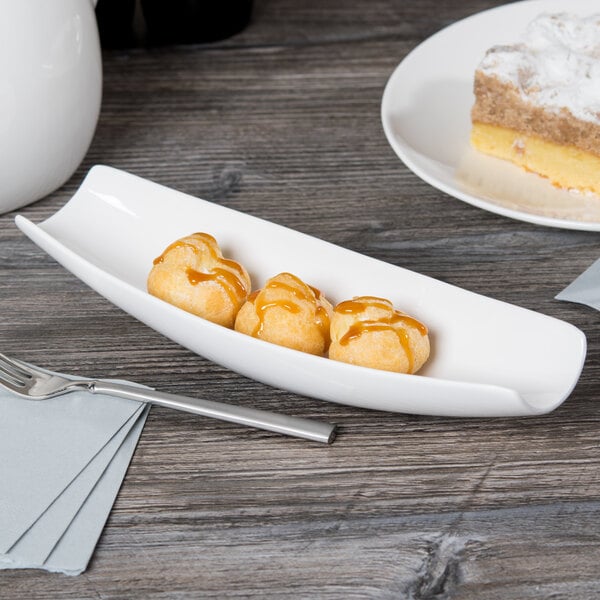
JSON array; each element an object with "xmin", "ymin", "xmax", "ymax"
[
  {"xmin": 556, "ymin": 257, "xmax": 600, "ymax": 310},
  {"xmin": 0, "ymin": 373, "xmax": 149, "ymax": 575}
]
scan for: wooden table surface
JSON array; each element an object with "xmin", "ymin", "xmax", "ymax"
[{"xmin": 3, "ymin": 1, "xmax": 600, "ymax": 597}]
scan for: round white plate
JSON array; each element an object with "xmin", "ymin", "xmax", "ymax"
[{"xmin": 381, "ymin": 0, "xmax": 600, "ymax": 231}]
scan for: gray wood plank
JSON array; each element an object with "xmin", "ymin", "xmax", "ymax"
[{"xmin": 2, "ymin": 0, "xmax": 600, "ymax": 597}]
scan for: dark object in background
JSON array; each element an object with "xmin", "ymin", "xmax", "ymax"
[
  {"xmin": 96, "ymin": 0, "xmax": 137, "ymax": 49},
  {"xmin": 141, "ymin": 0, "xmax": 254, "ymax": 45},
  {"xmin": 95, "ymin": 0, "xmax": 253, "ymax": 48}
]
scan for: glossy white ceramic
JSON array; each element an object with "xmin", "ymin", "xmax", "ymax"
[
  {"xmin": 381, "ymin": 0, "xmax": 600, "ymax": 231},
  {"xmin": 0, "ymin": 0, "xmax": 101, "ymax": 214},
  {"xmin": 15, "ymin": 166, "xmax": 586, "ymax": 417}
]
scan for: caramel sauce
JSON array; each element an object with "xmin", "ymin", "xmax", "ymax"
[
  {"xmin": 255, "ymin": 299, "xmax": 301, "ymax": 328},
  {"xmin": 334, "ymin": 297, "xmax": 427, "ymax": 336},
  {"xmin": 339, "ymin": 320, "xmax": 414, "ymax": 371},
  {"xmin": 153, "ymin": 233, "xmax": 218, "ymax": 265},
  {"xmin": 335, "ymin": 297, "xmax": 427, "ymax": 373},
  {"xmin": 314, "ymin": 305, "xmax": 330, "ymax": 341},
  {"xmin": 185, "ymin": 267, "xmax": 245, "ymax": 306},
  {"xmin": 390, "ymin": 312, "xmax": 427, "ymax": 336},
  {"xmin": 153, "ymin": 233, "xmax": 248, "ymax": 306},
  {"xmin": 250, "ymin": 273, "xmax": 330, "ymax": 342},
  {"xmin": 265, "ymin": 275, "xmax": 310, "ymax": 299},
  {"xmin": 335, "ymin": 297, "xmax": 392, "ymax": 315}
]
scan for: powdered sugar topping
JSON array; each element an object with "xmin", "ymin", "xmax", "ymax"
[{"xmin": 478, "ymin": 13, "xmax": 600, "ymax": 124}]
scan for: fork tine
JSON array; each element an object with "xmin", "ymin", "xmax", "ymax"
[
  {"xmin": 0, "ymin": 369, "xmax": 26, "ymax": 388},
  {"xmin": 0, "ymin": 353, "xmax": 34, "ymax": 386},
  {"xmin": 0, "ymin": 353, "xmax": 36, "ymax": 376}
]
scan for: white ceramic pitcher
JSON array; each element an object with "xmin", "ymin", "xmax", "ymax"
[{"xmin": 0, "ymin": 0, "xmax": 102, "ymax": 214}]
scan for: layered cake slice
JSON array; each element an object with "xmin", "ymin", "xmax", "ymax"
[{"xmin": 470, "ymin": 13, "xmax": 600, "ymax": 195}]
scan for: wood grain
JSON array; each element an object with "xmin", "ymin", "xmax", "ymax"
[{"xmin": 2, "ymin": 1, "xmax": 600, "ymax": 597}]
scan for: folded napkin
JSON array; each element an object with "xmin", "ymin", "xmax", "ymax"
[
  {"xmin": 0, "ymin": 371, "xmax": 149, "ymax": 576},
  {"xmin": 556, "ymin": 257, "xmax": 600, "ymax": 310}
]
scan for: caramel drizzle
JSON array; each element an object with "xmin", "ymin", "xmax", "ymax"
[
  {"xmin": 153, "ymin": 233, "xmax": 248, "ymax": 306},
  {"xmin": 335, "ymin": 297, "xmax": 392, "ymax": 314},
  {"xmin": 335, "ymin": 297, "xmax": 427, "ymax": 373},
  {"xmin": 153, "ymin": 233, "xmax": 218, "ymax": 266},
  {"xmin": 250, "ymin": 273, "xmax": 330, "ymax": 342},
  {"xmin": 185, "ymin": 265, "xmax": 247, "ymax": 306}
]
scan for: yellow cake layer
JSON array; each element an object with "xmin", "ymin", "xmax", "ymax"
[{"xmin": 470, "ymin": 122, "xmax": 600, "ymax": 195}]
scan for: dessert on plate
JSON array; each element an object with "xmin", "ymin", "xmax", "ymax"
[
  {"xmin": 470, "ymin": 12, "xmax": 600, "ymax": 195},
  {"xmin": 329, "ymin": 296, "xmax": 429, "ymax": 374},
  {"xmin": 234, "ymin": 272, "xmax": 333, "ymax": 356},
  {"xmin": 148, "ymin": 232, "xmax": 251, "ymax": 328},
  {"xmin": 148, "ymin": 234, "xmax": 431, "ymax": 374}
]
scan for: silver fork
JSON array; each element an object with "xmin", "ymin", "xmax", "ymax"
[{"xmin": 0, "ymin": 353, "xmax": 337, "ymax": 444}]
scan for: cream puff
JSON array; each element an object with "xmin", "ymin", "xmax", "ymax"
[
  {"xmin": 234, "ymin": 272, "xmax": 333, "ymax": 356},
  {"xmin": 329, "ymin": 295, "xmax": 429, "ymax": 374},
  {"xmin": 147, "ymin": 232, "xmax": 251, "ymax": 328}
]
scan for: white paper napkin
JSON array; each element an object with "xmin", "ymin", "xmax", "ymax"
[
  {"xmin": 0, "ymin": 371, "xmax": 149, "ymax": 575},
  {"xmin": 556, "ymin": 257, "xmax": 600, "ymax": 310}
]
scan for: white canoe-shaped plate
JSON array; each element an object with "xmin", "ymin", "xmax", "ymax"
[{"xmin": 16, "ymin": 166, "xmax": 586, "ymax": 417}]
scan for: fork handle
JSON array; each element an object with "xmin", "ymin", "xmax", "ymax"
[{"xmin": 88, "ymin": 381, "xmax": 337, "ymax": 444}]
